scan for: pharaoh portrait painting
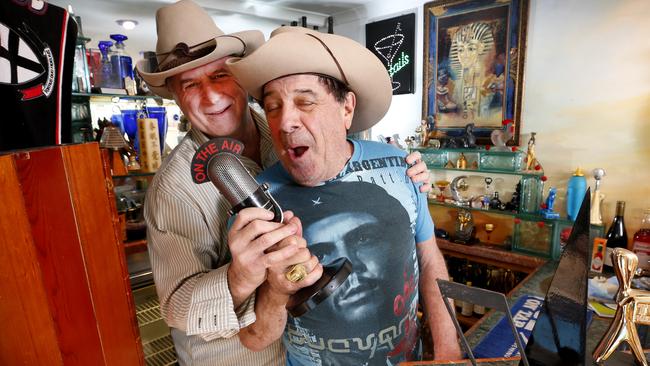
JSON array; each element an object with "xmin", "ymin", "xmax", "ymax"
[{"xmin": 423, "ymin": 0, "xmax": 528, "ymax": 144}]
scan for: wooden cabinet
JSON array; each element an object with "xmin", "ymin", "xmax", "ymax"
[{"xmin": 0, "ymin": 143, "xmax": 143, "ymax": 365}]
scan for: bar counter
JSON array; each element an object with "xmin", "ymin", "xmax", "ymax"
[{"xmin": 403, "ymin": 260, "xmax": 644, "ymax": 365}]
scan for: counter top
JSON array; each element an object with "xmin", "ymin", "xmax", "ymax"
[{"xmin": 403, "ymin": 261, "xmax": 645, "ymax": 365}]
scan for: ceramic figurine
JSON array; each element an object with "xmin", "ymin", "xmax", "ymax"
[
  {"xmin": 541, "ymin": 187, "xmax": 560, "ymax": 219},
  {"xmin": 417, "ymin": 119, "xmax": 429, "ymax": 147},
  {"xmin": 505, "ymin": 182, "xmax": 521, "ymax": 211},
  {"xmin": 490, "ymin": 120, "xmax": 513, "ymax": 151},
  {"xmin": 453, "ymin": 209, "xmax": 475, "ymax": 244},
  {"xmin": 525, "ymin": 132, "xmax": 538, "ymax": 171},
  {"xmin": 590, "ymin": 168, "xmax": 606, "ymax": 225},
  {"xmin": 404, "ymin": 136, "xmax": 415, "ymax": 150},
  {"xmin": 441, "ymin": 123, "xmax": 477, "ymax": 148},
  {"xmin": 482, "ymin": 195, "xmax": 490, "ymax": 210}
]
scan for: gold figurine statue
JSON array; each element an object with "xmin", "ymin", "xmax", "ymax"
[
  {"xmin": 593, "ymin": 248, "xmax": 650, "ymax": 365},
  {"xmin": 525, "ymin": 132, "xmax": 538, "ymax": 171},
  {"xmin": 456, "ymin": 152, "xmax": 468, "ymax": 169}
]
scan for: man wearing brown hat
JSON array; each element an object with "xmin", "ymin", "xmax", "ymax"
[
  {"xmin": 137, "ymin": 1, "xmax": 431, "ymax": 365},
  {"xmin": 227, "ymin": 27, "xmax": 461, "ymax": 364}
]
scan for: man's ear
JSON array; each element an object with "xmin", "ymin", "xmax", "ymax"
[{"xmin": 343, "ymin": 91, "xmax": 356, "ymax": 130}]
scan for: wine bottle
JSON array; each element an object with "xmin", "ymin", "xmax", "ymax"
[{"xmin": 605, "ymin": 201, "xmax": 628, "ymax": 265}]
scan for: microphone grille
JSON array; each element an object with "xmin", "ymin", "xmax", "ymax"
[{"xmin": 208, "ymin": 152, "xmax": 259, "ymax": 206}]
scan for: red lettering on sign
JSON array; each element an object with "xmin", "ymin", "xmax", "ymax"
[
  {"xmin": 221, "ymin": 139, "xmax": 232, "ymax": 151},
  {"xmin": 232, "ymin": 143, "xmax": 242, "ymax": 155},
  {"xmin": 207, "ymin": 142, "xmax": 217, "ymax": 155}
]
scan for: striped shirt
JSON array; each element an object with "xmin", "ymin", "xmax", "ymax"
[{"xmin": 144, "ymin": 109, "xmax": 283, "ymax": 365}]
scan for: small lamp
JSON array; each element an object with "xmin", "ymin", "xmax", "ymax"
[{"xmin": 100, "ymin": 126, "xmax": 128, "ymax": 175}]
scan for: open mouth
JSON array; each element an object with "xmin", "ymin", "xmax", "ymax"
[{"xmin": 288, "ymin": 146, "xmax": 309, "ymax": 159}]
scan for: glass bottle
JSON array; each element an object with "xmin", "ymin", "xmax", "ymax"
[
  {"xmin": 504, "ymin": 269, "xmax": 517, "ymax": 294},
  {"xmin": 110, "ymin": 34, "xmax": 136, "ymax": 93},
  {"xmin": 473, "ymin": 264, "xmax": 486, "ymax": 315},
  {"xmin": 605, "ymin": 201, "xmax": 628, "ymax": 264},
  {"xmin": 97, "ymin": 41, "xmax": 121, "ymax": 89},
  {"xmin": 606, "ymin": 201, "xmax": 628, "ymax": 248},
  {"xmin": 461, "ymin": 282, "xmax": 474, "ymax": 316},
  {"xmin": 566, "ymin": 167, "xmax": 587, "ymax": 221},
  {"xmin": 489, "ymin": 191, "xmax": 502, "ymax": 210},
  {"xmin": 632, "ymin": 209, "xmax": 650, "ymax": 257},
  {"xmin": 455, "ymin": 261, "xmax": 466, "ymax": 311},
  {"xmin": 71, "ymin": 16, "xmax": 91, "ymax": 93}
]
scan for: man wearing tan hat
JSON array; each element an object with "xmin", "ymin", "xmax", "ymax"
[
  {"xmin": 137, "ymin": 1, "xmax": 431, "ymax": 365},
  {"xmin": 227, "ymin": 27, "xmax": 461, "ymax": 364}
]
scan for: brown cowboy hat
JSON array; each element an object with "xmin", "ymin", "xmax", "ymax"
[
  {"xmin": 226, "ymin": 26, "xmax": 391, "ymax": 133},
  {"xmin": 136, "ymin": 0, "xmax": 264, "ymax": 99}
]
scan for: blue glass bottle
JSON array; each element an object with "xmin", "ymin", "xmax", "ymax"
[
  {"xmin": 109, "ymin": 34, "xmax": 134, "ymax": 90},
  {"xmin": 97, "ymin": 40, "xmax": 121, "ymax": 89},
  {"xmin": 566, "ymin": 167, "xmax": 587, "ymax": 221}
]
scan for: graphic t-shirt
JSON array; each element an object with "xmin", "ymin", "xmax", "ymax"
[
  {"xmin": 0, "ymin": 1, "xmax": 76, "ymax": 151},
  {"xmin": 257, "ymin": 139, "xmax": 434, "ymax": 366}
]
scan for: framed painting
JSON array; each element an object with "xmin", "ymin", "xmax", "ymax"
[
  {"xmin": 422, "ymin": 0, "xmax": 529, "ymax": 145},
  {"xmin": 366, "ymin": 13, "xmax": 416, "ymax": 95}
]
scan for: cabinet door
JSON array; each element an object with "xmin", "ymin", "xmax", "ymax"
[
  {"xmin": 2, "ymin": 143, "xmax": 144, "ymax": 365},
  {"xmin": 0, "ymin": 156, "xmax": 63, "ymax": 365}
]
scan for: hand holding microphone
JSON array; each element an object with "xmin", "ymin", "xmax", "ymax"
[{"xmin": 191, "ymin": 138, "xmax": 351, "ymax": 317}]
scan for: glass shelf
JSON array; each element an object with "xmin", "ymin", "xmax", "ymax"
[
  {"xmin": 428, "ymin": 199, "xmax": 573, "ymax": 225},
  {"xmin": 72, "ymin": 92, "xmax": 163, "ymax": 101},
  {"xmin": 430, "ymin": 166, "xmax": 543, "ymax": 177},
  {"xmin": 113, "ymin": 172, "xmax": 156, "ymax": 179},
  {"xmin": 429, "ymin": 200, "xmax": 604, "ymax": 229}
]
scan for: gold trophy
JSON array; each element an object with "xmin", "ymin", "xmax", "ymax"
[{"xmin": 593, "ymin": 248, "xmax": 650, "ymax": 365}]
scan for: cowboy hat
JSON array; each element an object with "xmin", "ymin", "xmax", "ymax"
[
  {"xmin": 136, "ymin": 0, "xmax": 264, "ymax": 99},
  {"xmin": 226, "ymin": 26, "xmax": 391, "ymax": 133}
]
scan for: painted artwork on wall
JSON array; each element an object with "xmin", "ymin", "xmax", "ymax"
[
  {"xmin": 366, "ymin": 13, "xmax": 415, "ymax": 95},
  {"xmin": 423, "ymin": 0, "xmax": 529, "ymax": 144}
]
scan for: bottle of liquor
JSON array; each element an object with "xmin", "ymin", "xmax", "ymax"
[
  {"xmin": 461, "ymin": 281, "xmax": 474, "ymax": 316},
  {"xmin": 454, "ymin": 261, "xmax": 466, "ymax": 311},
  {"xmin": 473, "ymin": 264, "xmax": 486, "ymax": 316},
  {"xmin": 605, "ymin": 201, "xmax": 628, "ymax": 264},
  {"xmin": 632, "ymin": 209, "xmax": 650, "ymax": 267}
]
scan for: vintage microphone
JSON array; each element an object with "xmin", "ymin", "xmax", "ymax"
[{"xmin": 191, "ymin": 138, "xmax": 351, "ymax": 317}]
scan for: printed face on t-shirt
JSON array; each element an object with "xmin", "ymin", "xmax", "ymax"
[{"xmin": 305, "ymin": 210, "xmax": 411, "ymax": 322}]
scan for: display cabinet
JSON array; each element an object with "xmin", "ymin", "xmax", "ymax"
[
  {"xmin": 70, "ymin": 92, "xmax": 164, "ymax": 143},
  {"xmin": 413, "ymin": 147, "xmax": 604, "ymax": 259},
  {"xmin": 104, "ymin": 153, "xmax": 178, "ymax": 365}
]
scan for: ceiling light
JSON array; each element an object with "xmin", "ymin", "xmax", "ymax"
[{"xmin": 116, "ymin": 19, "xmax": 138, "ymax": 30}]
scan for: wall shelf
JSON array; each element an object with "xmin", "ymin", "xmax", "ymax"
[{"xmin": 72, "ymin": 92, "xmax": 163, "ymax": 102}]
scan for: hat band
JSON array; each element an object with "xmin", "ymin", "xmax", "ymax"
[
  {"xmin": 156, "ymin": 39, "xmax": 216, "ymax": 72},
  {"xmin": 306, "ymin": 34, "xmax": 350, "ymax": 86}
]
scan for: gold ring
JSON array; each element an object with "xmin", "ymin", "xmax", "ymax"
[{"xmin": 285, "ymin": 264, "xmax": 307, "ymax": 283}]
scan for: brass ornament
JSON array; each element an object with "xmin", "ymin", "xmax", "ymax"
[
  {"xmin": 285, "ymin": 263, "xmax": 308, "ymax": 283},
  {"xmin": 593, "ymin": 248, "xmax": 650, "ymax": 365}
]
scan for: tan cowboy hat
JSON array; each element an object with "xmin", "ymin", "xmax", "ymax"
[
  {"xmin": 226, "ymin": 26, "xmax": 391, "ymax": 133},
  {"xmin": 136, "ymin": 0, "xmax": 264, "ymax": 99}
]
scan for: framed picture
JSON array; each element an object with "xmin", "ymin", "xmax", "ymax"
[
  {"xmin": 366, "ymin": 13, "xmax": 415, "ymax": 95},
  {"xmin": 422, "ymin": 0, "xmax": 529, "ymax": 145}
]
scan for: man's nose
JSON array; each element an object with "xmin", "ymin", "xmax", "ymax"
[
  {"xmin": 200, "ymin": 83, "xmax": 223, "ymax": 104},
  {"xmin": 278, "ymin": 105, "xmax": 302, "ymax": 134}
]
